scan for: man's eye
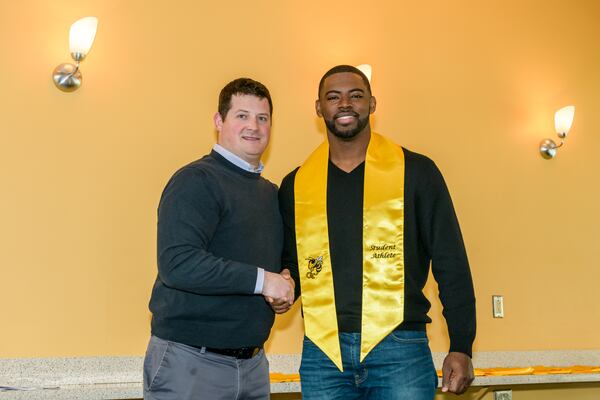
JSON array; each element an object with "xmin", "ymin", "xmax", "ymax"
[
  {"xmin": 237, "ymin": 114, "xmax": 247, "ymax": 119},
  {"xmin": 351, "ymin": 94, "xmax": 363, "ymax": 99},
  {"xmin": 327, "ymin": 96, "xmax": 339, "ymax": 101},
  {"xmin": 259, "ymin": 116, "xmax": 269, "ymax": 122}
]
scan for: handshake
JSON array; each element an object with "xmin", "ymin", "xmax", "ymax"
[{"xmin": 261, "ymin": 269, "xmax": 295, "ymax": 314}]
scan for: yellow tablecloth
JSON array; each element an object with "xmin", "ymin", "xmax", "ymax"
[
  {"xmin": 435, "ymin": 366, "xmax": 600, "ymax": 377},
  {"xmin": 269, "ymin": 366, "xmax": 600, "ymax": 382},
  {"xmin": 270, "ymin": 373, "xmax": 301, "ymax": 383}
]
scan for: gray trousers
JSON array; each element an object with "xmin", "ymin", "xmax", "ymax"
[{"xmin": 143, "ymin": 335, "xmax": 270, "ymax": 400}]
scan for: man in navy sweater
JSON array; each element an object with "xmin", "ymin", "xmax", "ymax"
[{"xmin": 144, "ymin": 78, "xmax": 294, "ymax": 400}]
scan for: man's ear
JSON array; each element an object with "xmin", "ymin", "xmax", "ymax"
[
  {"xmin": 315, "ymin": 99, "xmax": 323, "ymax": 117},
  {"xmin": 369, "ymin": 96, "xmax": 377, "ymax": 114},
  {"xmin": 213, "ymin": 112, "xmax": 223, "ymax": 131}
]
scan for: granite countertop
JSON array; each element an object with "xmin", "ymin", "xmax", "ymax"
[{"xmin": 1, "ymin": 351, "xmax": 599, "ymax": 399}]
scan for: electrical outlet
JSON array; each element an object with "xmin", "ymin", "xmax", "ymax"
[
  {"xmin": 492, "ymin": 295, "xmax": 504, "ymax": 318},
  {"xmin": 493, "ymin": 389, "xmax": 512, "ymax": 400}
]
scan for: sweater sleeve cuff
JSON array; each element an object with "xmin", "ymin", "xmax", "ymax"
[
  {"xmin": 449, "ymin": 335, "xmax": 474, "ymax": 358},
  {"xmin": 254, "ymin": 268, "xmax": 265, "ymax": 294}
]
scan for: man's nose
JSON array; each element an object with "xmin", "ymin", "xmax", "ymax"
[
  {"xmin": 338, "ymin": 95, "xmax": 352, "ymax": 109},
  {"xmin": 247, "ymin": 116, "xmax": 258, "ymax": 130}
]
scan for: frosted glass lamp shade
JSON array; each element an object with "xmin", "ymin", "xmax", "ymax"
[
  {"xmin": 69, "ymin": 17, "xmax": 98, "ymax": 60},
  {"xmin": 554, "ymin": 105, "xmax": 575, "ymax": 138},
  {"xmin": 355, "ymin": 64, "xmax": 372, "ymax": 83}
]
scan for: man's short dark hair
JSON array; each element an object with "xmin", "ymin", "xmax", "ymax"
[
  {"xmin": 218, "ymin": 78, "xmax": 273, "ymax": 119},
  {"xmin": 318, "ymin": 65, "xmax": 372, "ymax": 98}
]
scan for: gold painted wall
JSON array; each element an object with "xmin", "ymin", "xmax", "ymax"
[{"xmin": 1, "ymin": 0, "xmax": 599, "ymax": 360}]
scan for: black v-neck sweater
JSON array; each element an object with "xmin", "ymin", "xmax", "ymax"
[{"xmin": 278, "ymin": 148, "xmax": 476, "ymax": 356}]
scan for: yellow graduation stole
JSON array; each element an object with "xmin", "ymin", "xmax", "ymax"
[{"xmin": 295, "ymin": 132, "xmax": 405, "ymax": 372}]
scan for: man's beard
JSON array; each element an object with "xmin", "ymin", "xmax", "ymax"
[{"xmin": 325, "ymin": 114, "xmax": 370, "ymax": 140}]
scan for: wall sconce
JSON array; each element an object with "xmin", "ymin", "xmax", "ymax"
[
  {"xmin": 539, "ymin": 105, "xmax": 575, "ymax": 159},
  {"xmin": 52, "ymin": 17, "xmax": 98, "ymax": 92},
  {"xmin": 355, "ymin": 64, "xmax": 372, "ymax": 83}
]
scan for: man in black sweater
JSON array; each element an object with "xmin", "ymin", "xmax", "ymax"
[
  {"xmin": 143, "ymin": 78, "xmax": 294, "ymax": 400},
  {"xmin": 276, "ymin": 65, "xmax": 476, "ymax": 399}
]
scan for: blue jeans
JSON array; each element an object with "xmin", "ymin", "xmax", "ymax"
[{"xmin": 300, "ymin": 331, "xmax": 438, "ymax": 400}]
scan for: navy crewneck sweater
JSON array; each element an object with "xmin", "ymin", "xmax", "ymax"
[{"xmin": 149, "ymin": 151, "xmax": 283, "ymax": 348}]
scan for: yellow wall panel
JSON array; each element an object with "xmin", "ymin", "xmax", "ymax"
[{"xmin": 1, "ymin": 0, "xmax": 599, "ymax": 358}]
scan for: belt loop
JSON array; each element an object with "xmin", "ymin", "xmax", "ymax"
[{"xmin": 200, "ymin": 346, "xmax": 206, "ymax": 354}]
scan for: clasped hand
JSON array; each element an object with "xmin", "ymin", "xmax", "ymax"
[{"xmin": 262, "ymin": 269, "xmax": 295, "ymax": 314}]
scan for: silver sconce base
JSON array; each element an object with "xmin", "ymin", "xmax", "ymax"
[
  {"xmin": 539, "ymin": 139, "xmax": 559, "ymax": 159},
  {"xmin": 52, "ymin": 63, "xmax": 82, "ymax": 92}
]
